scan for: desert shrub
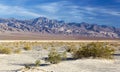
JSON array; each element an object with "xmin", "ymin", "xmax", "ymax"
[
  {"xmin": 72, "ymin": 42, "xmax": 115, "ymax": 59},
  {"xmin": 24, "ymin": 46, "xmax": 32, "ymax": 50},
  {"xmin": 47, "ymin": 50, "xmax": 61, "ymax": 64},
  {"xmin": 65, "ymin": 44, "xmax": 77, "ymax": 53},
  {"xmin": 61, "ymin": 51, "xmax": 67, "ymax": 60},
  {"xmin": 35, "ymin": 60, "xmax": 41, "ymax": 67},
  {"xmin": 43, "ymin": 46, "xmax": 48, "ymax": 50},
  {"xmin": 24, "ymin": 64, "xmax": 31, "ymax": 69},
  {"xmin": 14, "ymin": 49, "xmax": 21, "ymax": 54},
  {"xmin": 50, "ymin": 43, "xmax": 54, "ymax": 47},
  {"xmin": 0, "ymin": 47, "xmax": 12, "ymax": 54}
]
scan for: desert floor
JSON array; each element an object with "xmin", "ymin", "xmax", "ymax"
[
  {"xmin": 0, "ymin": 32, "xmax": 119, "ymax": 40},
  {"xmin": 0, "ymin": 41, "xmax": 120, "ymax": 72}
]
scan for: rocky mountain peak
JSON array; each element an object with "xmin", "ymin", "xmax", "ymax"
[{"xmin": 0, "ymin": 17, "xmax": 119, "ymax": 38}]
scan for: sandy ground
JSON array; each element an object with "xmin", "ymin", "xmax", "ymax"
[
  {"xmin": 0, "ymin": 44, "xmax": 120, "ymax": 72},
  {"xmin": 0, "ymin": 32, "xmax": 119, "ymax": 40},
  {"xmin": 0, "ymin": 40, "xmax": 119, "ymax": 43}
]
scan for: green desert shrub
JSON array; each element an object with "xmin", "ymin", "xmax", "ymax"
[
  {"xmin": 43, "ymin": 46, "xmax": 48, "ymax": 50},
  {"xmin": 61, "ymin": 51, "xmax": 67, "ymax": 60},
  {"xmin": 35, "ymin": 60, "xmax": 41, "ymax": 67},
  {"xmin": 0, "ymin": 47, "xmax": 12, "ymax": 54},
  {"xmin": 72, "ymin": 42, "xmax": 115, "ymax": 59},
  {"xmin": 65, "ymin": 45, "xmax": 77, "ymax": 53},
  {"xmin": 47, "ymin": 50, "xmax": 61, "ymax": 64},
  {"xmin": 24, "ymin": 46, "xmax": 32, "ymax": 50},
  {"xmin": 14, "ymin": 49, "xmax": 21, "ymax": 54},
  {"xmin": 24, "ymin": 64, "xmax": 31, "ymax": 69}
]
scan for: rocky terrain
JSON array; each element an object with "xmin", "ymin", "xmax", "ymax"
[{"xmin": 0, "ymin": 17, "xmax": 120, "ymax": 38}]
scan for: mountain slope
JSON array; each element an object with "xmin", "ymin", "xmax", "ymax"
[{"xmin": 0, "ymin": 17, "xmax": 120, "ymax": 38}]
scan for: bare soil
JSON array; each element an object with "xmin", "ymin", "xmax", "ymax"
[{"xmin": 0, "ymin": 32, "xmax": 119, "ymax": 40}]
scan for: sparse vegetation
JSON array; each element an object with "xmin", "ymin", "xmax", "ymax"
[
  {"xmin": 65, "ymin": 44, "xmax": 77, "ymax": 53},
  {"xmin": 24, "ymin": 46, "xmax": 32, "ymax": 50},
  {"xmin": 14, "ymin": 49, "xmax": 21, "ymax": 54},
  {"xmin": 35, "ymin": 60, "xmax": 41, "ymax": 67},
  {"xmin": 47, "ymin": 49, "xmax": 62, "ymax": 64},
  {"xmin": 0, "ymin": 47, "xmax": 12, "ymax": 54},
  {"xmin": 24, "ymin": 64, "xmax": 31, "ymax": 69},
  {"xmin": 72, "ymin": 42, "xmax": 115, "ymax": 59},
  {"xmin": 61, "ymin": 51, "xmax": 67, "ymax": 60},
  {"xmin": 0, "ymin": 41, "xmax": 119, "ymax": 72}
]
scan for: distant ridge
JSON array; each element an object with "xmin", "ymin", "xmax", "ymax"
[{"xmin": 0, "ymin": 17, "xmax": 120, "ymax": 38}]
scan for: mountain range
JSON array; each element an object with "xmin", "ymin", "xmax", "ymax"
[{"xmin": 0, "ymin": 17, "xmax": 120, "ymax": 38}]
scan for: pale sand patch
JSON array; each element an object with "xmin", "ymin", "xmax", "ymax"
[
  {"xmin": 0, "ymin": 50, "xmax": 119, "ymax": 72},
  {"xmin": 0, "ymin": 41, "xmax": 119, "ymax": 72}
]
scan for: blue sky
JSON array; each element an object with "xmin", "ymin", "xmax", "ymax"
[{"xmin": 0, "ymin": 0, "xmax": 120, "ymax": 27}]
